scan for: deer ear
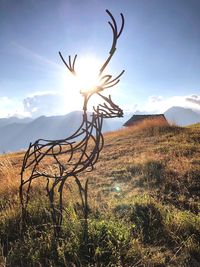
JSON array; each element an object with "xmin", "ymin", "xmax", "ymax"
[
  {"xmin": 100, "ymin": 75, "xmax": 112, "ymax": 84},
  {"xmin": 97, "ymin": 75, "xmax": 112, "ymax": 91}
]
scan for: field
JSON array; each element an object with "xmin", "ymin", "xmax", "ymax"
[{"xmin": 0, "ymin": 120, "xmax": 200, "ymax": 266}]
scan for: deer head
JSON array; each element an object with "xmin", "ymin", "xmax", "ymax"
[{"xmin": 59, "ymin": 9, "xmax": 124, "ymax": 118}]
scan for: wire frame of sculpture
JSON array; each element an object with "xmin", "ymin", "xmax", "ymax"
[{"xmin": 19, "ymin": 10, "xmax": 125, "ymax": 235}]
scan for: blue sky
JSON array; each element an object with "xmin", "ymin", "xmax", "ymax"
[{"xmin": 0, "ymin": 0, "xmax": 200, "ymax": 117}]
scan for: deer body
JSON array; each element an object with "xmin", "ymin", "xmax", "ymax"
[{"xmin": 21, "ymin": 111, "xmax": 104, "ymax": 180}]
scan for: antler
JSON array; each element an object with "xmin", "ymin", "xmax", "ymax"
[
  {"xmin": 99, "ymin": 10, "xmax": 124, "ymax": 75},
  {"xmin": 98, "ymin": 70, "xmax": 125, "ymax": 90},
  {"xmin": 97, "ymin": 10, "xmax": 125, "ymax": 91},
  {"xmin": 59, "ymin": 52, "xmax": 77, "ymax": 75}
]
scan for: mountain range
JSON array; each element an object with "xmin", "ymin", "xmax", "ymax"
[
  {"xmin": 0, "ymin": 111, "xmax": 127, "ymax": 153},
  {"xmin": 0, "ymin": 106, "xmax": 200, "ymax": 153}
]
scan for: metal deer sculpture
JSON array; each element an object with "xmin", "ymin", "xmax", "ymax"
[{"xmin": 20, "ymin": 10, "xmax": 125, "ymax": 233}]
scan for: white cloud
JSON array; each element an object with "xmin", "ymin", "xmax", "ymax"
[
  {"xmin": 0, "ymin": 88, "xmax": 84, "ymax": 118},
  {"xmin": 0, "ymin": 96, "xmax": 29, "ymax": 118},
  {"xmin": 0, "ymin": 96, "xmax": 11, "ymax": 106},
  {"xmin": 122, "ymin": 103, "xmax": 138, "ymax": 113},
  {"xmin": 22, "ymin": 89, "xmax": 84, "ymax": 117},
  {"xmin": 185, "ymin": 94, "xmax": 200, "ymax": 106},
  {"xmin": 1, "ymin": 91, "xmax": 200, "ymax": 119},
  {"xmin": 23, "ymin": 93, "xmax": 65, "ymax": 117},
  {"xmin": 148, "ymin": 95, "xmax": 163, "ymax": 103}
]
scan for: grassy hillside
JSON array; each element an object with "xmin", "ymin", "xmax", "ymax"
[{"xmin": 0, "ymin": 120, "xmax": 199, "ymax": 266}]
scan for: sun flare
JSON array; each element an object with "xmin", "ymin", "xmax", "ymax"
[
  {"xmin": 75, "ymin": 56, "xmax": 102, "ymax": 93},
  {"xmin": 59, "ymin": 55, "xmax": 104, "ymax": 110}
]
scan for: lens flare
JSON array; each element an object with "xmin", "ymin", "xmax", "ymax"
[
  {"xmin": 114, "ymin": 185, "xmax": 121, "ymax": 192},
  {"xmin": 76, "ymin": 56, "xmax": 101, "ymax": 93}
]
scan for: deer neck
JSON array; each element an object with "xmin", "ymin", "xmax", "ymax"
[
  {"xmin": 81, "ymin": 94, "xmax": 104, "ymax": 134},
  {"xmin": 82, "ymin": 93, "xmax": 92, "ymax": 121}
]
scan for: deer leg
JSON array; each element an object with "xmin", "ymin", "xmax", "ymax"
[
  {"xmin": 19, "ymin": 172, "xmax": 27, "ymax": 233},
  {"xmin": 20, "ymin": 169, "xmax": 41, "ymax": 231},
  {"xmin": 74, "ymin": 176, "xmax": 85, "ymax": 213},
  {"xmin": 80, "ymin": 179, "xmax": 88, "ymax": 220},
  {"xmin": 57, "ymin": 178, "xmax": 68, "ymax": 228},
  {"xmin": 74, "ymin": 176, "xmax": 89, "ymax": 242},
  {"xmin": 46, "ymin": 179, "xmax": 60, "ymax": 236},
  {"xmin": 83, "ymin": 178, "xmax": 89, "ymax": 243}
]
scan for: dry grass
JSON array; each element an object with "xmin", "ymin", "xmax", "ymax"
[{"xmin": 0, "ymin": 122, "xmax": 200, "ymax": 266}]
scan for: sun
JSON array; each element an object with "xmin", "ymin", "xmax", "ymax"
[
  {"xmin": 60, "ymin": 56, "xmax": 102, "ymax": 94},
  {"xmin": 75, "ymin": 56, "xmax": 102, "ymax": 93},
  {"xmin": 58, "ymin": 55, "xmax": 103, "ymax": 111}
]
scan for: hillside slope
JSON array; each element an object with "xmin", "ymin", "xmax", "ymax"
[{"xmin": 0, "ymin": 121, "xmax": 199, "ymax": 266}]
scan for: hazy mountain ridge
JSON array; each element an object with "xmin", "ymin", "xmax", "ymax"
[
  {"xmin": 0, "ymin": 111, "xmax": 126, "ymax": 153},
  {"xmin": 164, "ymin": 106, "xmax": 200, "ymax": 126},
  {"xmin": 0, "ymin": 117, "xmax": 33, "ymax": 128}
]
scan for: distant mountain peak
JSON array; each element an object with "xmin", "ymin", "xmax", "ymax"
[{"xmin": 164, "ymin": 106, "xmax": 200, "ymax": 126}]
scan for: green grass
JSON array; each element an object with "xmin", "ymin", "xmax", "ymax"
[{"xmin": 0, "ymin": 122, "xmax": 200, "ymax": 266}]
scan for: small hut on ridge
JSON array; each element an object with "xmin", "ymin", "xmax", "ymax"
[{"xmin": 124, "ymin": 114, "xmax": 168, "ymax": 127}]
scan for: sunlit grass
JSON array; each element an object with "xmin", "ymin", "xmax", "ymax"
[{"xmin": 0, "ymin": 121, "xmax": 200, "ymax": 266}]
